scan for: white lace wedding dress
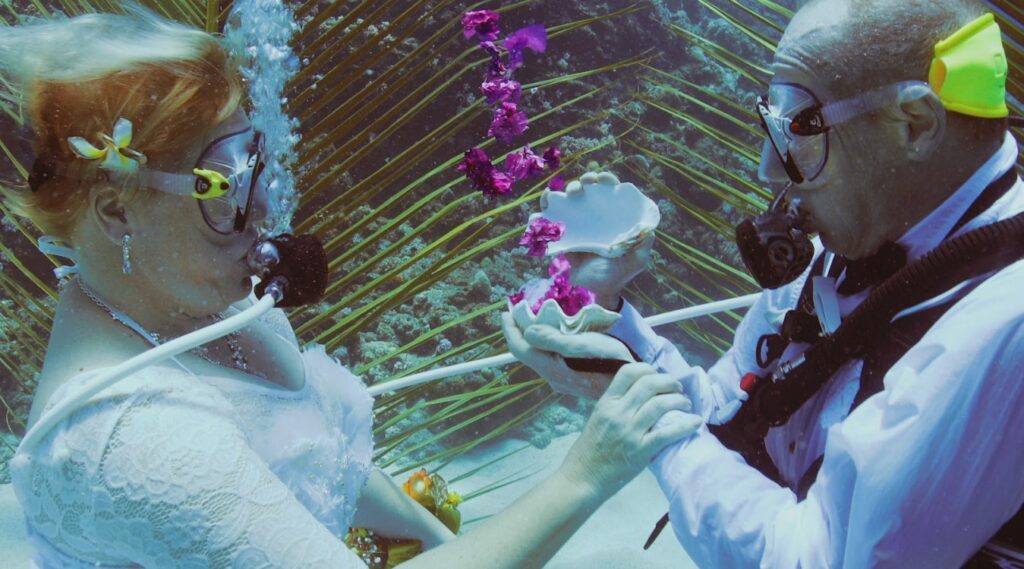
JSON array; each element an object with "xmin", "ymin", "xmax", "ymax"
[{"xmin": 9, "ymin": 309, "xmax": 374, "ymax": 568}]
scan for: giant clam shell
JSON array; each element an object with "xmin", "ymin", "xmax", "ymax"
[
  {"xmin": 535, "ymin": 172, "xmax": 661, "ymax": 258},
  {"xmin": 508, "ymin": 298, "xmax": 621, "ymax": 335}
]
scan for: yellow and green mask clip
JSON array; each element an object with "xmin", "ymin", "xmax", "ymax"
[
  {"xmin": 929, "ymin": 12, "xmax": 1009, "ymax": 119},
  {"xmin": 191, "ymin": 168, "xmax": 232, "ymax": 199}
]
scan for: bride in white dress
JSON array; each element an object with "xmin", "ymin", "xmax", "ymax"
[{"xmin": 1, "ymin": 9, "xmax": 699, "ymax": 569}]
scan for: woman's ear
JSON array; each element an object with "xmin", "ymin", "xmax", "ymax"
[
  {"xmin": 892, "ymin": 92, "xmax": 947, "ymax": 161},
  {"xmin": 89, "ymin": 184, "xmax": 131, "ymax": 246}
]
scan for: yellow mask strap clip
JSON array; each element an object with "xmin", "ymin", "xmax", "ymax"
[
  {"xmin": 929, "ymin": 12, "xmax": 1009, "ymax": 119},
  {"xmin": 192, "ymin": 168, "xmax": 231, "ymax": 200}
]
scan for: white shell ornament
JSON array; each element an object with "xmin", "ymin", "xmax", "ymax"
[
  {"xmin": 535, "ymin": 171, "xmax": 661, "ymax": 258},
  {"xmin": 508, "ymin": 297, "xmax": 621, "ymax": 335}
]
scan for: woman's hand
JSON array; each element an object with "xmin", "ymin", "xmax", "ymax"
[{"xmin": 558, "ymin": 363, "xmax": 703, "ymax": 498}]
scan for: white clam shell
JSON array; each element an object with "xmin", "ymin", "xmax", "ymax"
[
  {"xmin": 536, "ymin": 172, "xmax": 661, "ymax": 258},
  {"xmin": 509, "ymin": 297, "xmax": 621, "ymax": 335}
]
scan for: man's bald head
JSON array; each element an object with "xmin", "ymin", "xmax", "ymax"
[
  {"xmin": 776, "ymin": 0, "xmax": 1004, "ymax": 146},
  {"xmin": 765, "ymin": 0, "xmax": 1009, "ymax": 260},
  {"xmin": 781, "ymin": 0, "xmax": 988, "ymax": 98}
]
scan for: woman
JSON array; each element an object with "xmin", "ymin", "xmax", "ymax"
[{"xmin": 2, "ymin": 9, "xmax": 699, "ymax": 569}]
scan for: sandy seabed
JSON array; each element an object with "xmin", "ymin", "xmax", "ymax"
[
  {"xmin": 0, "ymin": 432, "xmax": 698, "ymax": 568},
  {"xmin": 444, "ymin": 432, "xmax": 697, "ymax": 569}
]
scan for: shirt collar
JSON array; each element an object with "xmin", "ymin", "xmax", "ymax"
[{"xmin": 897, "ymin": 132, "xmax": 1019, "ymax": 261}]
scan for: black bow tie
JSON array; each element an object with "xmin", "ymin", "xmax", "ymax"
[{"xmin": 836, "ymin": 241, "xmax": 907, "ymax": 296}]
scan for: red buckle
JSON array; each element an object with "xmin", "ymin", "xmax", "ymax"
[{"xmin": 740, "ymin": 372, "xmax": 760, "ymax": 392}]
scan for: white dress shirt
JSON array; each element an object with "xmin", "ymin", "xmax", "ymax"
[{"xmin": 610, "ymin": 134, "xmax": 1024, "ymax": 568}]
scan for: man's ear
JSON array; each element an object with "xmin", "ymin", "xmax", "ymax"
[
  {"xmin": 892, "ymin": 92, "xmax": 947, "ymax": 161},
  {"xmin": 89, "ymin": 185, "xmax": 131, "ymax": 246}
]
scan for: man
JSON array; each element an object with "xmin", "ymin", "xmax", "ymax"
[{"xmin": 503, "ymin": 0, "xmax": 1024, "ymax": 566}]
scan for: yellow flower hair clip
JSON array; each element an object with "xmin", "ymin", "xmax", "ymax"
[{"xmin": 67, "ymin": 117, "xmax": 148, "ymax": 172}]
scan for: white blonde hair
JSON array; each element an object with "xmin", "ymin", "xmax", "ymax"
[{"xmin": 0, "ymin": 6, "xmax": 244, "ymax": 239}]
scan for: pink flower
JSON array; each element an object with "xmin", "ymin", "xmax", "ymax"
[
  {"xmin": 488, "ymin": 102, "xmax": 528, "ymax": 143},
  {"xmin": 548, "ymin": 254, "xmax": 571, "ymax": 276},
  {"xmin": 543, "ymin": 147, "xmax": 561, "ymax": 170},
  {"xmin": 504, "ymin": 146, "xmax": 546, "ymax": 181},
  {"xmin": 505, "ymin": 25, "xmax": 547, "ymax": 70},
  {"xmin": 482, "ymin": 78, "xmax": 521, "ymax": 104},
  {"xmin": 519, "ymin": 217, "xmax": 565, "ymax": 257},
  {"xmin": 548, "ymin": 175, "xmax": 566, "ymax": 192},
  {"xmin": 462, "ymin": 10, "xmax": 501, "ymax": 41}
]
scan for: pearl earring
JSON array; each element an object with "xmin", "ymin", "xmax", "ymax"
[{"xmin": 122, "ymin": 233, "xmax": 133, "ymax": 274}]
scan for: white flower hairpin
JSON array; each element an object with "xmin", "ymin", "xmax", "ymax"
[{"xmin": 67, "ymin": 117, "xmax": 148, "ymax": 172}]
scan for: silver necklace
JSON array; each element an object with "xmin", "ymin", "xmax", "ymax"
[{"xmin": 76, "ymin": 278, "xmax": 250, "ymax": 373}]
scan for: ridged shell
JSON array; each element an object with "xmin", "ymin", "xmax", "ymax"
[
  {"xmin": 508, "ymin": 297, "xmax": 621, "ymax": 335},
  {"xmin": 536, "ymin": 172, "xmax": 661, "ymax": 258}
]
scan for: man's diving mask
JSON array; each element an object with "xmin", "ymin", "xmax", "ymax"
[
  {"xmin": 758, "ymin": 12, "xmax": 1010, "ymax": 186},
  {"xmin": 757, "ymin": 81, "xmax": 935, "ymax": 185}
]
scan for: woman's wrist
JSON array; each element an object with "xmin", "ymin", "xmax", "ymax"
[{"xmin": 551, "ymin": 462, "xmax": 609, "ymax": 512}]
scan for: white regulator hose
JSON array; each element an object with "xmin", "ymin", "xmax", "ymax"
[
  {"xmin": 19, "ymin": 291, "xmax": 761, "ymax": 450},
  {"xmin": 366, "ymin": 292, "xmax": 762, "ymax": 396},
  {"xmin": 19, "ymin": 294, "xmax": 279, "ymax": 452}
]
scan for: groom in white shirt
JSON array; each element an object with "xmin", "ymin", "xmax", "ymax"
[{"xmin": 504, "ymin": 0, "xmax": 1024, "ymax": 567}]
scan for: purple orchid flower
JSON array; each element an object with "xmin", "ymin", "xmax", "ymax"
[
  {"xmin": 462, "ymin": 10, "xmax": 501, "ymax": 41},
  {"xmin": 504, "ymin": 146, "xmax": 546, "ymax": 181},
  {"xmin": 543, "ymin": 147, "xmax": 561, "ymax": 170},
  {"xmin": 505, "ymin": 24, "xmax": 547, "ymax": 70},
  {"xmin": 558, "ymin": 285, "xmax": 597, "ymax": 316},
  {"xmin": 530, "ymin": 255, "xmax": 597, "ymax": 315},
  {"xmin": 458, "ymin": 147, "xmax": 512, "ymax": 196},
  {"xmin": 478, "ymin": 41, "xmax": 509, "ymax": 80},
  {"xmin": 488, "ymin": 102, "xmax": 529, "ymax": 143},
  {"xmin": 548, "ymin": 175, "xmax": 566, "ymax": 192},
  {"xmin": 481, "ymin": 78, "xmax": 521, "ymax": 104},
  {"xmin": 457, "ymin": 147, "xmax": 495, "ymax": 187},
  {"xmin": 487, "ymin": 170, "xmax": 514, "ymax": 196},
  {"xmin": 518, "ymin": 216, "xmax": 565, "ymax": 257}
]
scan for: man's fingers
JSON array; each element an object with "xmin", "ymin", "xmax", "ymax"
[
  {"xmin": 604, "ymin": 362, "xmax": 657, "ymax": 399},
  {"xmin": 640, "ymin": 411, "xmax": 703, "ymax": 456},
  {"xmin": 523, "ymin": 326, "xmax": 633, "ymax": 362},
  {"xmin": 501, "ymin": 312, "xmax": 531, "ymax": 358},
  {"xmin": 622, "ymin": 373, "xmax": 681, "ymax": 409},
  {"xmin": 634, "ymin": 393, "xmax": 692, "ymax": 430},
  {"xmin": 524, "ymin": 325, "xmax": 596, "ymax": 357}
]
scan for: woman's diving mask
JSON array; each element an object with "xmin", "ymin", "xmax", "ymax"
[
  {"xmin": 142, "ymin": 127, "xmax": 270, "ymax": 235},
  {"xmin": 48, "ymin": 117, "xmax": 270, "ymax": 236}
]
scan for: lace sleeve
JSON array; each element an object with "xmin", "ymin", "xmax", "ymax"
[{"xmin": 94, "ymin": 384, "xmax": 367, "ymax": 568}]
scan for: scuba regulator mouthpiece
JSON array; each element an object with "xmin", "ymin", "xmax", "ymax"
[
  {"xmin": 247, "ymin": 233, "xmax": 328, "ymax": 307},
  {"xmin": 735, "ymin": 186, "xmax": 815, "ymax": 290}
]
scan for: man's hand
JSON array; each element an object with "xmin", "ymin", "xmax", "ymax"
[{"xmin": 502, "ymin": 312, "xmax": 636, "ymax": 399}]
